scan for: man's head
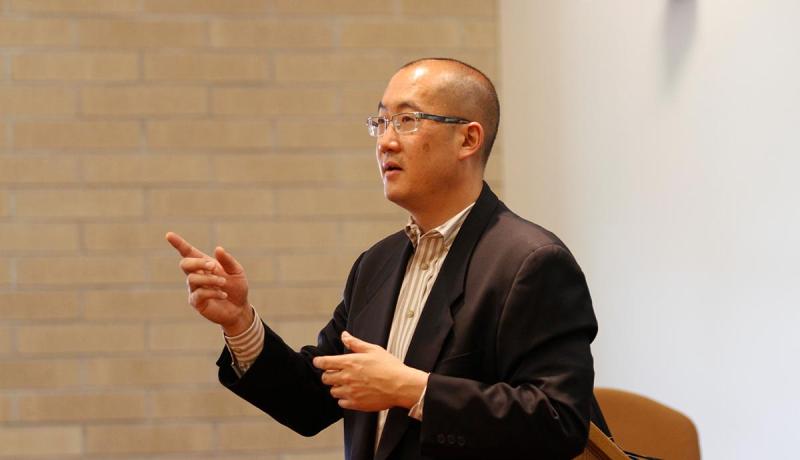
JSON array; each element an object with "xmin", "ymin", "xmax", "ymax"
[{"xmin": 373, "ymin": 58, "xmax": 500, "ymax": 221}]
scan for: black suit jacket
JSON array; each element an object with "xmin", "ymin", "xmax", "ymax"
[{"xmin": 218, "ymin": 183, "xmax": 602, "ymax": 459}]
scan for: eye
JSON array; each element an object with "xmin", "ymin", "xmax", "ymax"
[{"xmin": 398, "ymin": 114, "xmax": 416, "ymax": 124}]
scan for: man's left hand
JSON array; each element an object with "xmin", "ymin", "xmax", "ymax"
[{"xmin": 313, "ymin": 332, "xmax": 428, "ymax": 412}]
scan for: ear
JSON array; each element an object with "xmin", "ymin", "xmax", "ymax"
[{"xmin": 457, "ymin": 122, "xmax": 484, "ymax": 162}]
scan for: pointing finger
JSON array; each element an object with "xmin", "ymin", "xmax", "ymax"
[{"xmin": 166, "ymin": 232, "xmax": 207, "ymax": 258}]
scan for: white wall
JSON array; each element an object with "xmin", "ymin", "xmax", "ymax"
[{"xmin": 500, "ymin": 1, "xmax": 800, "ymax": 458}]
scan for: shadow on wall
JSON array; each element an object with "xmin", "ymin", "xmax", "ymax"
[{"xmin": 663, "ymin": 0, "xmax": 697, "ymax": 90}]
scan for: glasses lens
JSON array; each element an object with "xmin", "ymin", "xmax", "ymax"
[
  {"xmin": 394, "ymin": 113, "xmax": 417, "ymax": 133},
  {"xmin": 366, "ymin": 117, "xmax": 386, "ymax": 137}
]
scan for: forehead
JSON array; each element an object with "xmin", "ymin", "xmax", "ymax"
[{"xmin": 379, "ymin": 65, "xmax": 441, "ymax": 113}]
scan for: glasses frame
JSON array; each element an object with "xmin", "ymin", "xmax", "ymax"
[{"xmin": 366, "ymin": 111, "xmax": 470, "ymax": 137}]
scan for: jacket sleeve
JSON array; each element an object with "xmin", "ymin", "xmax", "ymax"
[
  {"xmin": 420, "ymin": 244, "xmax": 597, "ymax": 459},
  {"xmin": 216, "ymin": 253, "xmax": 365, "ymax": 437}
]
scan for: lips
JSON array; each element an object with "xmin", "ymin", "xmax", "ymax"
[{"xmin": 382, "ymin": 161, "xmax": 402, "ymax": 175}]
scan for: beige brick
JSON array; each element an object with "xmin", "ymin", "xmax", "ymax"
[
  {"xmin": 0, "ymin": 19, "xmax": 71, "ymax": 46},
  {"xmin": 77, "ymin": 19, "xmax": 207, "ymax": 48},
  {"xmin": 248, "ymin": 287, "xmax": 341, "ymax": 318},
  {"xmin": 143, "ymin": 0, "xmax": 267, "ymax": 14},
  {"xmin": 213, "ymin": 153, "xmax": 375, "ymax": 184},
  {"xmin": 0, "ymin": 190, "xmax": 7, "ymax": 216},
  {"xmin": 84, "ymin": 289, "xmax": 196, "ymax": 320},
  {"xmin": 211, "ymin": 87, "xmax": 336, "ymax": 115},
  {"xmin": 148, "ymin": 120, "xmax": 271, "ymax": 149},
  {"xmin": 145, "ymin": 53, "xmax": 267, "ymax": 82},
  {"xmin": 12, "ymin": 52, "xmax": 139, "ymax": 81},
  {"xmin": 0, "ymin": 223, "xmax": 79, "ymax": 252},
  {"xmin": 276, "ymin": 120, "xmax": 372, "ymax": 149},
  {"xmin": 276, "ymin": 188, "xmax": 399, "ymax": 217},
  {"xmin": 152, "ymin": 388, "xmax": 261, "ymax": 418},
  {"xmin": 0, "ymin": 326, "xmax": 10, "ymax": 354},
  {"xmin": 82, "ymin": 154, "xmax": 210, "ymax": 184},
  {"xmin": 400, "ymin": 0, "xmax": 496, "ymax": 16},
  {"xmin": 0, "ymin": 360, "xmax": 82, "ymax": 389},
  {"xmin": 87, "ymin": 356, "xmax": 216, "ymax": 386},
  {"xmin": 86, "ymin": 423, "xmax": 214, "ymax": 454},
  {"xmin": 220, "ymin": 254, "xmax": 275, "ymax": 283},
  {"xmin": 0, "ymin": 395, "xmax": 10, "ymax": 421},
  {"xmin": 0, "ymin": 86, "xmax": 75, "ymax": 115},
  {"xmin": 283, "ymin": 453, "xmax": 342, "ymax": 460},
  {"xmin": 340, "ymin": 219, "xmax": 403, "ymax": 247},
  {"xmin": 149, "ymin": 322, "xmax": 222, "ymax": 352},
  {"xmin": 17, "ymin": 256, "xmax": 147, "ymax": 285},
  {"xmin": 218, "ymin": 420, "xmax": 342, "ymax": 451},
  {"xmin": 0, "ymin": 123, "xmax": 6, "ymax": 150},
  {"xmin": 84, "ymin": 222, "xmax": 210, "ymax": 251},
  {"xmin": 0, "ymin": 291, "xmax": 80, "ymax": 320},
  {"xmin": 273, "ymin": 0, "xmax": 392, "ymax": 14},
  {"xmin": 341, "ymin": 86, "xmax": 384, "ymax": 115},
  {"xmin": 18, "ymin": 323, "xmax": 146, "ymax": 354},
  {"xmin": 15, "ymin": 189, "xmax": 143, "ymax": 218},
  {"xmin": 341, "ymin": 21, "xmax": 459, "ymax": 48},
  {"xmin": 13, "ymin": 121, "xmax": 140, "ymax": 150},
  {"xmin": 0, "ymin": 426, "xmax": 82, "ymax": 456},
  {"xmin": 272, "ymin": 318, "xmax": 329, "ymax": 351},
  {"xmin": 0, "ymin": 156, "xmax": 80, "ymax": 184},
  {"xmin": 463, "ymin": 21, "xmax": 497, "ymax": 48},
  {"xmin": 149, "ymin": 188, "xmax": 273, "ymax": 217},
  {"xmin": 10, "ymin": 0, "xmax": 140, "ymax": 14},
  {"xmin": 82, "ymin": 86, "xmax": 207, "ymax": 116},
  {"xmin": 19, "ymin": 392, "xmax": 147, "ymax": 421},
  {"xmin": 275, "ymin": 55, "xmax": 396, "ymax": 83},
  {"xmin": 215, "ymin": 221, "xmax": 337, "ymax": 250},
  {"xmin": 279, "ymin": 253, "xmax": 354, "ymax": 283},
  {"xmin": 0, "ymin": 258, "xmax": 10, "ymax": 285},
  {"xmin": 211, "ymin": 20, "xmax": 333, "ymax": 48}
]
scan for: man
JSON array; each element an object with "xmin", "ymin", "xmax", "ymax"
[{"xmin": 167, "ymin": 58, "xmax": 604, "ymax": 459}]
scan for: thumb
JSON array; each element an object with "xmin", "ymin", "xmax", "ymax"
[
  {"xmin": 214, "ymin": 246, "xmax": 244, "ymax": 275},
  {"xmin": 342, "ymin": 331, "xmax": 378, "ymax": 353}
]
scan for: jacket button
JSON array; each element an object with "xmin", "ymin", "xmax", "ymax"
[
  {"xmin": 457, "ymin": 435, "xmax": 466, "ymax": 447},
  {"xmin": 437, "ymin": 434, "xmax": 446, "ymax": 444},
  {"xmin": 447, "ymin": 434, "xmax": 456, "ymax": 445}
]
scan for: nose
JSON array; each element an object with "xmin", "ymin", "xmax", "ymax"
[{"xmin": 377, "ymin": 122, "xmax": 400, "ymax": 154}]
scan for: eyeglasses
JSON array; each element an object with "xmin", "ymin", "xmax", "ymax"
[{"xmin": 365, "ymin": 112, "xmax": 470, "ymax": 137}]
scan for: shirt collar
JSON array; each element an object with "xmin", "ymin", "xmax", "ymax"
[{"xmin": 403, "ymin": 202, "xmax": 475, "ymax": 249}]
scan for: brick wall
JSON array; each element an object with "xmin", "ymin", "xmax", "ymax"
[{"xmin": 0, "ymin": 1, "xmax": 500, "ymax": 458}]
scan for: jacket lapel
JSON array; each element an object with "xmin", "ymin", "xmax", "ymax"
[
  {"xmin": 374, "ymin": 183, "xmax": 500, "ymax": 460},
  {"xmin": 348, "ymin": 235, "xmax": 412, "ymax": 460},
  {"xmin": 349, "ymin": 235, "xmax": 413, "ymax": 348}
]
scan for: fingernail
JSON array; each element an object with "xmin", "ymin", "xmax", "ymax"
[
  {"xmin": 220, "ymin": 291, "xmax": 228, "ymax": 298},
  {"xmin": 218, "ymin": 277, "xmax": 226, "ymax": 285},
  {"xmin": 205, "ymin": 262, "xmax": 214, "ymax": 270}
]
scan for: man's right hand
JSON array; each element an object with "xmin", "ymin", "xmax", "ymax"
[{"xmin": 166, "ymin": 232, "xmax": 253, "ymax": 336}]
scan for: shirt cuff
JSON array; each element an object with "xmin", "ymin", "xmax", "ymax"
[
  {"xmin": 408, "ymin": 381, "xmax": 428, "ymax": 421},
  {"xmin": 223, "ymin": 305, "xmax": 265, "ymax": 377}
]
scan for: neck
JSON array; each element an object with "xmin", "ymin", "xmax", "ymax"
[{"xmin": 410, "ymin": 180, "xmax": 482, "ymax": 233}]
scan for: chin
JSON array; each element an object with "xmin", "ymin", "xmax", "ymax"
[{"xmin": 382, "ymin": 184, "xmax": 409, "ymax": 208}]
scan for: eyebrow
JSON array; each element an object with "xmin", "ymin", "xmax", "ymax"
[{"xmin": 377, "ymin": 100, "xmax": 424, "ymax": 113}]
